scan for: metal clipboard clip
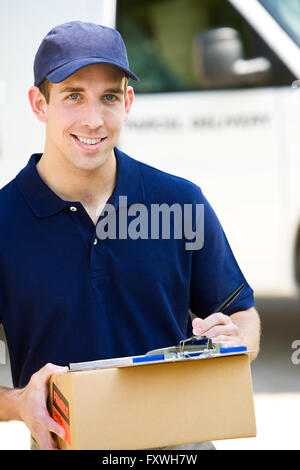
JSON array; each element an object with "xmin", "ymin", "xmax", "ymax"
[
  {"xmin": 146, "ymin": 335, "xmax": 222, "ymax": 360},
  {"xmin": 178, "ymin": 335, "xmax": 222, "ymax": 358},
  {"xmin": 178, "ymin": 335, "xmax": 218, "ymax": 357}
]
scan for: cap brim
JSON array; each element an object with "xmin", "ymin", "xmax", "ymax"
[{"xmin": 46, "ymin": 57, "xmax": 139, "ymax": 83}]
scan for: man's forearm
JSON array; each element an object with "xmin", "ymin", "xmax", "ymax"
[
  {"xmin": 230, "ymin": 306, "xmax": 261, "ymax": 361},
  {"xmin": 0, "ymin": 385, "xmax": 22, "ymax": 422}
]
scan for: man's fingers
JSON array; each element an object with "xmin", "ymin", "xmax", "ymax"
[
  {"xmin": 33, "ymin": 427, "xmax": 60, "ymax": 450},
  {"xmin": 44, "ymin": 414, "xmax": 66, "ymax": 440},
  {"xmin": 192, "ymin": 317, "xmax": 204, "ymax": 333},
  {"xmin": 192, "ymin": 312, "xmax": 230, "ymax": 335},
  {"xmin": 194, "ymin": 322, "xmax": 239, "ymax": 339},
  {"xmin": 30, "ymin": 363, "xmax": 68, "ymax": 395},
  {"xmin": 36, "ymin": 363, "xmax": 69, "ymax": 382},
  {"xmin": 31, "ymin": 413, "xmax": 65, "ymax": 450},
  {"xmin": 192, "ymin": 313, "xmax": 241, "ymax": 346}
]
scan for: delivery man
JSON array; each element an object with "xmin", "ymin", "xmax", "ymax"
[{"xmin": 0, "ymin": 21, "xmax": 260, "ymax": 450}]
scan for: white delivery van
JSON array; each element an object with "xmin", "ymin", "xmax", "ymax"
[{"xmin": 0, "ymin": 0, "xmax": 299, "ymax": 297}]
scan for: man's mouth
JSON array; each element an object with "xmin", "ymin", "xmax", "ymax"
[{"xmin": 71, "ymin": 134, "xmax": 107, "ymax": 150}]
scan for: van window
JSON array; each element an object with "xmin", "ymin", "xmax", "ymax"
[
  {"xmin": 116, "ymin": 0, "xmax": 294, "ymax": 93},
  {"xmin": 259, "ymin": 0, "xmax": 300, "ymax": 46}
]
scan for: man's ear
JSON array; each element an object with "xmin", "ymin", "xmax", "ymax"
[
  {"xmin": 123, "ymin": 85, "xmax": 134, "ymax": 122},
  {"xmin": 28, "ymin": 86, "xmax": 48, "ymax": 123}
]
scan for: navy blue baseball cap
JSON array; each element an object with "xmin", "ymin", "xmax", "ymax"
[{"xmin": 34, "ymin": 21, "xmax": 139, "ymax": 87}]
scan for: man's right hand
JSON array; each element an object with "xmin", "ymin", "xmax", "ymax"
[{"xmin": 17, "ymin": 362, "xmax": 69, "ymax": 450}]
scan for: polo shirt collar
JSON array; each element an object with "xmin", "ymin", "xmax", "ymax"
[
  {"xmin": 15, "ymin": 147, "xmax": 145, "ymax": 218},
  {"xmin": 15, "ymin": 153, "xmax": 67, "ymax": 218}
]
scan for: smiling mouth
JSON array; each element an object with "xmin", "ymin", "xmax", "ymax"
[{"xmin": 71, "ymin": 134, "xmax": 107, "ymax": 150}]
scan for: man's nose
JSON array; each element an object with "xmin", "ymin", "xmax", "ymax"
[{"xmin": 81, "ymin": 102, "xmax": 104, "ymax": 129}]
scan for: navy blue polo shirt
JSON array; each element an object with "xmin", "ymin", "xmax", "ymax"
[{"xmin": 0, "ymin": 147, "xmax": 254, "ymax": 388}]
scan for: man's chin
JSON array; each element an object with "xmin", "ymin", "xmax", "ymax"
[{"xmin": 66, "ymin": 154, "xmax": 107, "ymax": 172}]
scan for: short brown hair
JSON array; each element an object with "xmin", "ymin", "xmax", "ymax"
[{"xmin": 38, "ymin": 79, "xmax": 51, "ymax": 103}]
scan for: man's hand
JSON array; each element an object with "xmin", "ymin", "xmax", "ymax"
[
  {"xmin": 17, "ymin": 362, "xmax": 69, "ymax": 450},
  {"xmin": 192, "ymin": 307, "xmax": 261, "ymax": 361},
  {"xmin": 192, "ymin": 312, "xmax": 240, "ymax": 347}
]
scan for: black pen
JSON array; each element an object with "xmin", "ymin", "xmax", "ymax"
[
  {"xmin": 213, "ymin": 283, "xmax": 245, "ymax": 313},
  {"xmin": 183, "ymin": 283, "xmax": 245, "ymax": 345}
]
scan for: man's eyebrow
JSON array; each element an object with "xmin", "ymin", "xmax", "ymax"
[
  {"xmin": 58, "ymin": 86, "xmax": 125, "ymax": 94},
  {"xmin": 103, "ymin": 88, "xmax": 124, "ymax": 95},
  {"xmin": 59, "ymin": 86, "xmax": 85, "ymax": 94}
]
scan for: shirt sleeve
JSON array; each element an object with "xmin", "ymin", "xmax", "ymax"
[{"xmin": 189, "ymin": 186, "xmax": 255, "ymax": 318}]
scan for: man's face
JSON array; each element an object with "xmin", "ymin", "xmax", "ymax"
[{"xmin": 43, "ymin": 63, "xmax": 133, "ymax": 171}]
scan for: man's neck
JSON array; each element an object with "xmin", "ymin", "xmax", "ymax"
[{"xmin": 36, "ymin": 150, "xmax": 117, "ymax": 225}]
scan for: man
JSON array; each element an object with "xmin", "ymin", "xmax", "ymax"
[{"xmin": 0, "ymin": 21, "xmax": 260, "ymax": 450}]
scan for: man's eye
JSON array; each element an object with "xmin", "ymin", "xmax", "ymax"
[
  {"xmin": 104, "ymin": 94, "xmax": 116, "ymax": 102},
  {"xmin": 68, "ymin": 93, "xmax": 80, "ymax": 101}
]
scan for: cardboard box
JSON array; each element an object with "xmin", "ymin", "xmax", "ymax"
[{"xmin": 48, "ymin": 353, "xmax": 256, "ymax": 450}]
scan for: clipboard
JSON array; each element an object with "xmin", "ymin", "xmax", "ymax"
[{"xmin": 69, "ymin": 335, "xmax": 248, "ymax": 371}]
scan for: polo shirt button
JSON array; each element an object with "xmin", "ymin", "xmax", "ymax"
[
  {"xmin": 70, "ymin": 206, "xmax": 77, "ymax": 212},
  {"xmin": 94, "ymin": 238, "xmax": 98, "ymax": 245}
]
